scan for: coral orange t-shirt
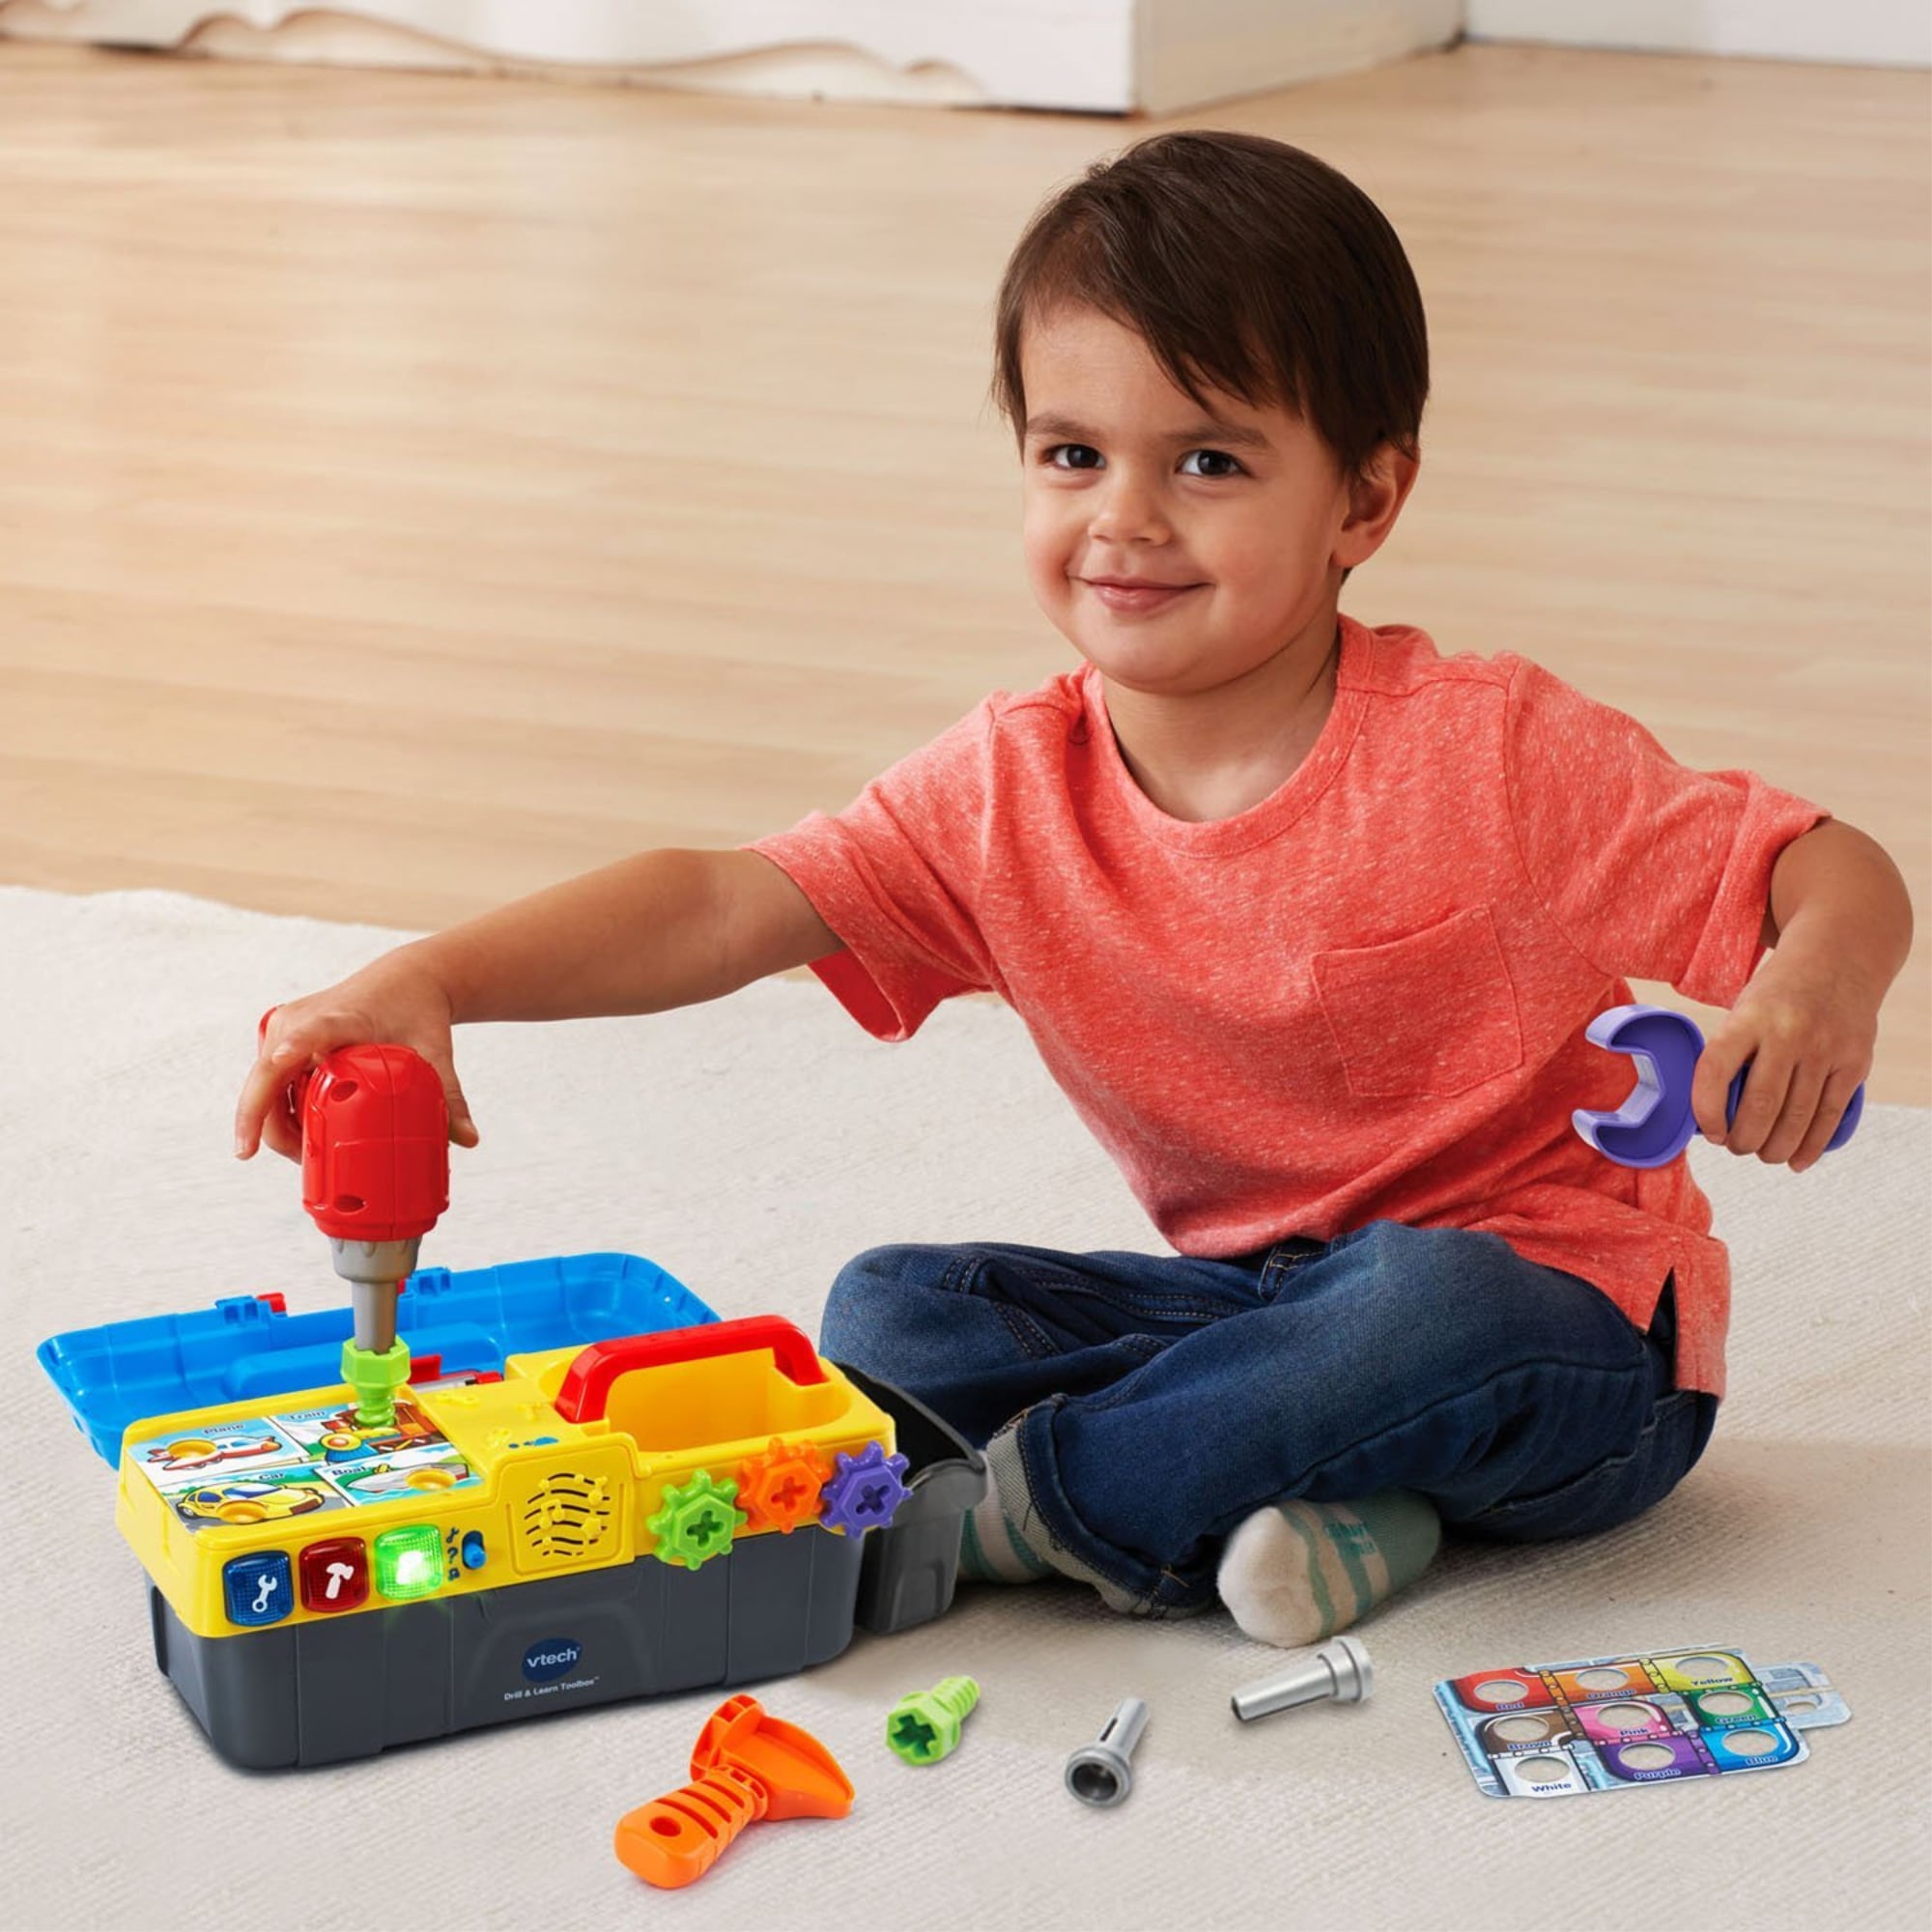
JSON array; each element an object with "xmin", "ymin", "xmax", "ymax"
[{"xmin": 751, "ymin": 617, "xmax": 1824, "ymax": 1398}]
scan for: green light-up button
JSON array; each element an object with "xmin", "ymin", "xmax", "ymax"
[{"xmin": 373, "ymin": 1523, "xmax": 444, "ymax": 1601}]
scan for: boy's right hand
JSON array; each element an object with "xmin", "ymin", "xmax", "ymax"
[{"xmin": 234, "ymin": 947, "xmax": 480, "ymax": 1163}]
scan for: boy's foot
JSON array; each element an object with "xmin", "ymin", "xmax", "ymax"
[
  {"xmin": 955, "ymin": 1423, "xmax": 1145, "ymax": 1614},
  {"xmin": 1216, "ymin": 1491, "xmax": 1440, "ymax": 1648}
]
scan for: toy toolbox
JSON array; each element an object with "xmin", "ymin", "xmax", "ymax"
[{"xmin": 40, "ymin": 1253, "xmax": 984, "ymax": 1770}]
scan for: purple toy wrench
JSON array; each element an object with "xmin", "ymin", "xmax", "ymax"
[{"xmin": 1573, "ymin": 1003, "xmax": 1864, "ymax": 1170}]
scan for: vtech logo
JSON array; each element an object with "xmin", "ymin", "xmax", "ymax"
[{"xmin": 524, "ymin": 1639, "xmax": 582, "ymax": 1682}]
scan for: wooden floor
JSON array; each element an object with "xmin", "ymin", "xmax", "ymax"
[{"xmin": 2, "ymin": 41, "xmax": 1926, "ymax": 1098}]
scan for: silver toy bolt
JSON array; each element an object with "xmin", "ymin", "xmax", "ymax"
[
  {"xmin": 1231, "ymin": 1634, "xmax": 1374, "ymax": 1722},
  {"xmin": 1064, "ymin": 1697, "xmax": 1150, "ymax": 1807}
]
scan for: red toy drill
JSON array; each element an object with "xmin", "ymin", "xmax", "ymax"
[{"xmin": 264, "ymin": 1020, "xmax": 449, "ymax": 1428}]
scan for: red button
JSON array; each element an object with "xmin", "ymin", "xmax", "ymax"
[{"xmin": 299, "ymin": 1537, "xmax": 369, "ymax": 1612}]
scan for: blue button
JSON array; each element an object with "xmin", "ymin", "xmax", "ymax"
[
  {"xmin": 460, "ymin": 1530, "xmax": 487, "ymax": 1570},
  {"xmin": 223, "ymin": 1552, "xmax": 293, "ymax": 1627}
]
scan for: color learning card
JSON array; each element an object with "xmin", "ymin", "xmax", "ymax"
[{"xmin": 1435, "ymin": 1646, "xmax": 1849, "ymax": 1799}]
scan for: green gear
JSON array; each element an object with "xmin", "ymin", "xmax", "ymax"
[{"xmin": 646, "ymin": 1469, "xmax": 748, "ymax": 1570}]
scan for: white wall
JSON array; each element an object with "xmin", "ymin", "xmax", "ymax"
[
  {"xmin": 8, "ymin": 0, "xmax": 1921, "ymax": 100},
  {"xmin": 0, "ymin": 0, "xmax": 1463, "ymax": 111},
  {"xmin": 0, "ymin": 0, "xmax": 1134, "ymax": 109},
  {"xmin": 1466, "ymin": 2, "xmax": 1930, "ymax": 68}
]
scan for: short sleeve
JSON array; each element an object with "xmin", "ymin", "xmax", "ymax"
[
  {"xmin": 747, "ymin": 700, "xmax": 1000, "ymax": 1041},
  {"xmin": 1502, "ymin": 658, "xmax": 1827, "ymax": 1008}
]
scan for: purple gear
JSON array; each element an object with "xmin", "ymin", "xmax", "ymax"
[{"xmin": 817, "ymin": 1440, "xmax": 911, "ymax": 1536}]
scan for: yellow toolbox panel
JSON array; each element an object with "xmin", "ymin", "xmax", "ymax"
[{"xmin": 118, "ymin": 1316, "xmax": 901, "ymax": 1639}]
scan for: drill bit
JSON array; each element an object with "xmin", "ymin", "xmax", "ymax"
[{"xmin": 334, "ymin": 1237, "xmax": 419, "ymax": 1428}]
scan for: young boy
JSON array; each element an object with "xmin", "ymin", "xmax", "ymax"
[{"xmin": 235, "ymin": 132, "xmax": 1911, "ymax": 1648}]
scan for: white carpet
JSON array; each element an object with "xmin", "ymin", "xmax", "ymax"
[{"xmin": 5, "ymin": 886, "xmax": 1928, "ymax": 1932}]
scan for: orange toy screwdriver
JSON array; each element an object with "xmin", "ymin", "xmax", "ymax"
[{"xmin": 614, "ymin": 1694, "xmax": 855, "ymax": 1889}]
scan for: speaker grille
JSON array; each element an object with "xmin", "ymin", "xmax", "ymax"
[{"xmin": 513, "ymin": 1470, "xmax": 616, "ymax": 1569}]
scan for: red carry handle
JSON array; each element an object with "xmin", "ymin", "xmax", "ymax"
[{"xmin": 555, "ymin": 1316, "xmax": 827, "ymax": 1424}]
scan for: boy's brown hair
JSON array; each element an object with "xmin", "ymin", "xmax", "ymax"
[{"xmin": 993, "ymin": 130, "xmax": 1428, "ymax": 479}]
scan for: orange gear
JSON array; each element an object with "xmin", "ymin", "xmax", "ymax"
[{"xmin": 735, "ymin": 1437, "xmax": 830, "ymax": 1534}]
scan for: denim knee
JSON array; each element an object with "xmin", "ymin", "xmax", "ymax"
[
  {"xmin": 819, "ymin": 1244, "xmax": 896, "ymax": 1362},
  {"xmin": 818, "ymin": 1242, "xmax": 959, "ymax": 1371}
]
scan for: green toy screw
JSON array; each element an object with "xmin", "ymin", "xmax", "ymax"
[
  {"xmin": 341, "ymin": 1337, "xmax": 410, "ymax": 1431},
  {"xmin": 886, "ymin": 1676, "xmax": 980, "ymax": 1765}
]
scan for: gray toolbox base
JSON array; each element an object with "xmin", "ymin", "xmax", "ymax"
[{"xmin": 149, "ymin": 1368, "xmax": 986, "ymax": 1768}]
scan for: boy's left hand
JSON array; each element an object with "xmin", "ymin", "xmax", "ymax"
[{"xmin": 1694, "ymin": 951, "xmax": 1880, "ymax": 1171}]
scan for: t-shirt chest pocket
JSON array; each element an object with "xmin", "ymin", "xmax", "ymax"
[{"xmin": 1311, "ymin": 905, "xmax": 1524, "ymax": 1099}]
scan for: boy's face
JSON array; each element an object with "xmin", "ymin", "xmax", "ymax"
[{"xmin": 1017, "ymin": 303, "xmax": 1405, "ymax": 700}]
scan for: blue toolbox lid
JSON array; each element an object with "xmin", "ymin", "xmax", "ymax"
[{"xmin": 38, "ymin": 1253, "xmax": 718, "ymax": 1465}]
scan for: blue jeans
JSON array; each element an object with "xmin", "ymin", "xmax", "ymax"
[{"xmin": 820, "ymin": 1221, "xmax": 1719, "ymax": 1614}]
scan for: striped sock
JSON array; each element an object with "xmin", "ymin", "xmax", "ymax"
[
  {"xmin": 957, "ymin": 1436, "xmax": 1054, "ymax": 1586},
  {"xmin": 955, "ymin": 1424, "xmax": 1149, "ymax": 1614},
  {"xmin": 1216, "ymin": 1491, "xmax": 1441, "ymax": 1648}
]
